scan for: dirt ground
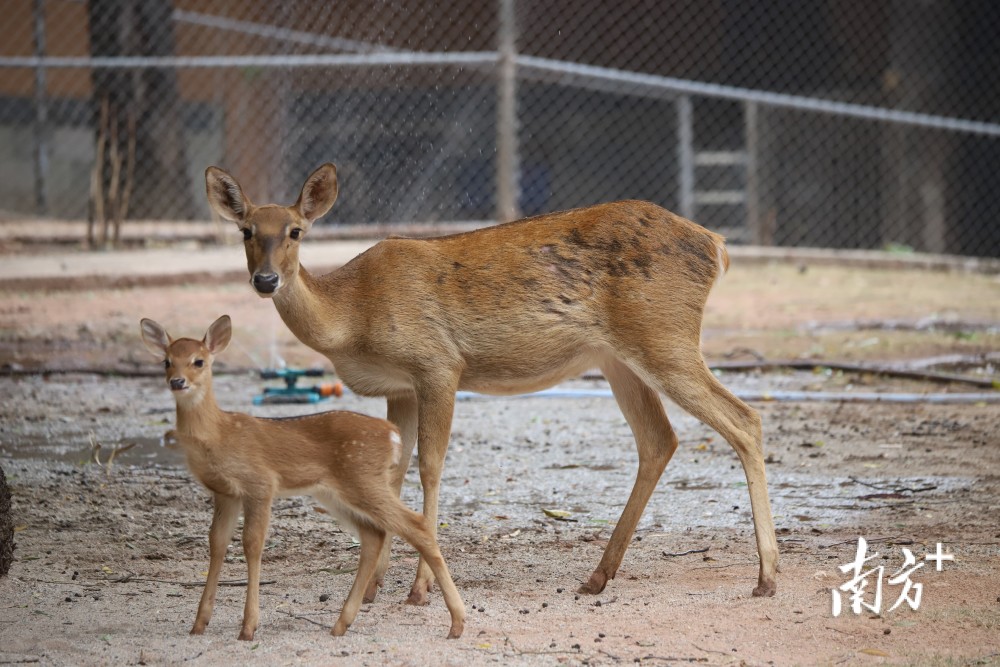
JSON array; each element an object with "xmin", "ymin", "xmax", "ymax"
[{"xmin": 1, "ymin": 254, "xmax": 999, "ymax": 666}]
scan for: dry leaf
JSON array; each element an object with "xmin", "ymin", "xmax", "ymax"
[{"xmin": 859, "ymin": 648, "xmax": 890, "ymax": 657}]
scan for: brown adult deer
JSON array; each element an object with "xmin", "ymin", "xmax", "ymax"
[
  {"xmin": 139, "ymin": 314, "xmax": 465, "ymax": 640},
  {"xmin": 205, "ymin": 163, "xmax": 779, "ymax": 605}
]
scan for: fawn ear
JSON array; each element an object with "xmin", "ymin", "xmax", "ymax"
[
  {"xmin": 204, "ymin": 315, "xmax": 232, "ymax": 356},
  {"xmin": 140, "ymin": 319, "xmax": 171, "ymax": 357},
  {"xmin": 205, "ymin": 166, "xmax": 253, "ymax": 224},
  {"xmin": 294, "ymin": 163, "xmax": 338, "ymax": 224}
]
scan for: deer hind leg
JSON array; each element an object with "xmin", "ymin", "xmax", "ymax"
[
  {"xmin": 364, "ymin": 393, "xmax": 419, "ymax": 603},
  {"xmin": 393, "ymin": 510, "xmax": 465, "ymax": 639},
  {"xmin": 650, "ymin": 353, "xmax": 778, "ymax": 597},
  {"xmin": 332, "ymin": 523, "xmax": 386, "ymax": 637},
  {"xmin": 579, "ymin": 358, "xmax": 679, "ymax": 595}
]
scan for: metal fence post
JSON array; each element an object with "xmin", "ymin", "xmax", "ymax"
[
  {"xmin": 676, "ymin": 94, "xmax": 694, "ymax": 220},
  {"xmin": 496, "ymin": 0, "xmax": 520, "ymax": 222},
  {"xmin": 32, "ymin": 0, "xmax": 49, "ymax": 216}
]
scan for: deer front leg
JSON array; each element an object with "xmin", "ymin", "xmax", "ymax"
[
  {"xmin": 364, "ymin": 393, "xmax": 419, "ymax": 603},
  {"xmin": 580, "ymin": 361, "xmax": 678, "ymax": 594},
  {"xmin": 237, "ymin": 497, "xmax": 272, "ymax": 641},
  {"xmin": 406, "ymin": 384, "xmax": 457, "ymax": 606},
  {"xmin": 191, "ymin": 494, "xmax": 241, "ymax": 635}
]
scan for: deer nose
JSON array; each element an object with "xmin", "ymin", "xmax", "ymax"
[
  {"xmin": 169, "ymin": 378, "xmax": 187, "ymax": 391},
  {"xmin": 252, "ymin": 272, "xmax": 280, "ymax": 293}
]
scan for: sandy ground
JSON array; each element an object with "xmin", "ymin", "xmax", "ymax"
[{"xmin": 1, "ymin": 254, "xmax": 1000, "ymax": 666}]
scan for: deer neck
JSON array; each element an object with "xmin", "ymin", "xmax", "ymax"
[
  {"xmin": 174, "ymin": 384, "xmax": 227, "ymax": 443},
  {"xmin": 271, "ymin": 263, "xmax": 352, "ymax": 355}
]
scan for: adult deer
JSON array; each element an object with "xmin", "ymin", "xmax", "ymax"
[
  {"xmin": 205, "ymin": 163, "xmax": 778, "ymax": 604},
  {"xmin": 139, "ymin": 315, "xmax": 465, "ymax": 640}
]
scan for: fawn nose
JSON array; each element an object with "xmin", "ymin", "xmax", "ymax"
[
  {"xmin": 252, "ymin": 272, "xmax": 280, "ymax": 294},
  {"xmin": 169, "ymin": 378, "xmax": 187, "ymax": 391}
]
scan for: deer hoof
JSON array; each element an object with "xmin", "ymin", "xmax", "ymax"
[
  {"xmin": 752, "ymin": 579, "xmax": 777, "ymax": 597},
  {"xmin": 363, "ymin": 578, "xmax": 382, "ymax": 604},
  {"xmin": 405, "ymin": 583, "xmax": 431, "ymax": 606},
  {"xmin": 577, "ymin": 569, "xmax": 608, "ymax": 595}
]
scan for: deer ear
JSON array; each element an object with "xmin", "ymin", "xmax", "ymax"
[
  {"xmin": 204, "ymin": 315, "xmax": 232, "ymax": 356},
  {"xmin": 205, "ymin": 166, "xmax": 253, "ymax": 224},
  {"xmin": 294, "ymin": 163, "xmax": 338, "ymax": 224},
  {"xmin": 140, "ymin": 318, "xmax": 171, "ymax": 357}
]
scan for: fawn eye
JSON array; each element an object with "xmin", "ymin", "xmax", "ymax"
[
  {"xmin": 194, "ymin": 359, "xmax": 205, "ymax": 368},
  {"xmin": 290, "ymin": 228, "xmax": 302, "ymax": 240},
  {"xmin": 163, "ymin": 359, "xmax": 170, "ymax": 369},
  {"xmin": 242, "ymin": 228, "xmax": 252, "ymax": 241}
]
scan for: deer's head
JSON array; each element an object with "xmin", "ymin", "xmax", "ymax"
[
  {"xmin": 140, "ymin": 315, "xmax": 232, "ymax": 404},
  {"xmin": 204, "ymin": 164, "xmax": 339, "ymax": 297}
]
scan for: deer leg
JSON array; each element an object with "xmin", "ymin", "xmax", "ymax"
[
  {"xmin": 579, "ymin": 359, "xmax": 678, "ymax": 594},
  {"xmin": 406, "ymin": 385, "xmax": 457, "ymax": 606},
  {"xmin": 365, "ymin": 393, "xmax": 418, "ymax": 603},
  {"xmin": 238, "ymin": 497, "xmax": 272, "ymax": 641},
  {"xmin": 191, "ymin": 494, "xmax": 241, "ymax": 635},
  {"xmin": 657, "ymin": 357, "xmax": 778, "ymax": 597},
  {"xmin": 333, "ymin": 524, "xmax": 385, "ymax": 636}
]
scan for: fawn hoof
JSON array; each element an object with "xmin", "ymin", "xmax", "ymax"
[
  {"xmin": 331, "ymin": 620, "xmax": 349, "ymax": 637},
  {"xmin": 447, "ymin": 620, "xmax": 464, "ymax": 639},
  {"xmin": 577, "ymin": 569, "xmax": 608, "ymax": 595},
  {"xmin": 189, "ymin": 623, "xmax": 206, "ymax": 636},
  {"xmin": 752, "ymin": 578, "xmax": 777, "ymax": 598},
  {"xmin": 237, "ymin": 627, "xmax": 256, "ymax": 641}
]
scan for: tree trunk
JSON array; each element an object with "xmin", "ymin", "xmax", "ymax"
[{"xmin": 0, "ymin": 464, "xmax": 13, "ymax": 577}]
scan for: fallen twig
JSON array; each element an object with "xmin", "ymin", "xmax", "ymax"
[
  {"xmin": 662, "ymin": 547, "xmax": 710, "ymax": 558},
  {"xmin": 89, "ymin": 433, "xmax": 136, "ymax": 470},
  {"xmin": 278, "ymin": 607, "xmax": 331, "ymax": 630},
  {"xmin": 692, "ymin": 643, "xmax": 732, "ymax": 656},
  {"xmin": 691, "ymin": 562, "xmax": 754, "ymax": 570},
  {"xmin": 848, "ymin": 477, "xmax": 938, "ymax": 495},
  {"xmin": 820, "ymin": 536, "xmax": 912, "ymax": 550},
  {"xmin": 107, "ymin": 574, "xmax": 276, "ymax": 588}
]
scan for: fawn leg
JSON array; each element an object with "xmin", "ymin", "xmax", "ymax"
[
  {"xmin": 579, "ymin": 359, "xmax": 678, "ymax": 594},
  {"xmin": 237, "ymin": 497, "xmax": 272, "ymax": 640},
  {"xmin": 365, "ymin": 393, "xmax": 418, "ymax": 603},
  {"xmin": 332, "ymin": 524, "xmax": 386, "ymax": 636},
  {"xmin": 191, "ymin": 494, "xmax": 240, "ymax": 634}
]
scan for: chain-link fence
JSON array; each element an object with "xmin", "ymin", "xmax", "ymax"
[{"xmin": 2, "ymin": 1, "xmax": 999, "ymax": 255}]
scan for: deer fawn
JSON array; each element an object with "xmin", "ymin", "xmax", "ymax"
[
  {"xmin": 139, "ymin": 315, "xmax": 465, "ymax": 640},
  {"xmin": 205, "ymin": 163, "xmax": 779, "ymax": 604}
]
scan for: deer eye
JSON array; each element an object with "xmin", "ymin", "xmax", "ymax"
[
  {"xmin": 164, "ymin": 359, "xmax": 170, "ymax": 369},
  {"xmin": 242, "ymin": 228, "xmax": 252, "ymax": 241},
  {"xmin": 194, "ymin": 359, "xmax": 205, "ymax": 368},
  {"xmin": 290, "ymin": 228, "xmax": 302, "ymax": 240}
]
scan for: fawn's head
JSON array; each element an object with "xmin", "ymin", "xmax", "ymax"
[
  {"xmin": 140, "ymin": 315, "xmax": 232, "ymax": 403},
  {"xmin": 204, "ymin": 164, "xmax": 339, "ymax": 297}
]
